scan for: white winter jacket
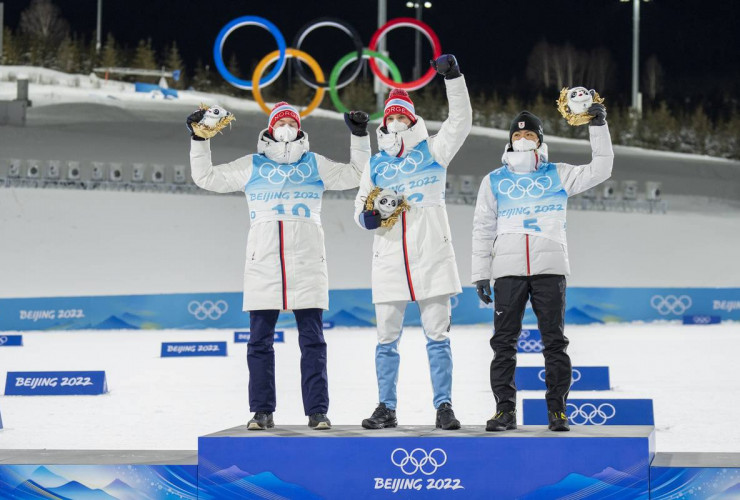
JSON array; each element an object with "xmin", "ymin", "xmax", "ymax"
[
  {"xmin": 191, "ymin": 131, "xmax": 370, "ymax": 311},
  {"xmin": 354, "ymin": 76, "xmax": 473, "ymax": 304},
  {"xmin": 471, "ymin": 125, "xmax": 614, "ymax": 282}
]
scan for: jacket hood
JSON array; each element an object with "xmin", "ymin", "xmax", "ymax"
[
  {"xmin": 257, "ymin": 128, "xmax": 310, "ymax": 164},
  {"xmin": 501, "ymin": 142, "xmax": 549, "ymax": 173}
]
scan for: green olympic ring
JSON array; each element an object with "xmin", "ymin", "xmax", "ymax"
[{"xmin": 329, "ymin": 49, "xmax": 403, "ymax": 121}]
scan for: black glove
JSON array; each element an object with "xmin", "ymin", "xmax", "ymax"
[
  {"xmin": 359, "ymin": 210, "xmax": 382, "ymax": 230},
  {"xmin": 587, "ymin": 97, "xmax": 607, "ymax": 126},
  {"xmin": 344, "ymin": 110, "xmax": 369, "ymax": 137},
  {"xmin": 475, "ymin": 279, "xmax": 492, "ymax": 304},
  {"xmin": 430, "ymin": 54, "xmax": 461, "ymax": 80},
  {"xmin": 186, "ymin": 109, "xmax": 206, "ymax": 141}
]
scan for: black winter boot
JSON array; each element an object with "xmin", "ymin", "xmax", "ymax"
[
  {"xmin": 308, "ymin": 413, "xmax": 332, "ymax": 430},
  {"xmin": 362, "ymin": 403, "xmax": 397, "ymax": 429},
  {"xmin": 247, "ymin": 412, "xmax": 274, "ymax": 430},
  {"xmin": 436, "ymin": 403, "xmax": 461, "ymax": 430},
  {"xmin": 548, "ymin": 410, "xmax": 570, "ymax": 431},
  {"xmin": 486, "ymin": 410, "xmax": 517, "ymax": 432}
]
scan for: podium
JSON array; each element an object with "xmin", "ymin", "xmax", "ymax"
[{"xmin": 198, "ymin": 425, "xmax": 655, "ymax": 499}]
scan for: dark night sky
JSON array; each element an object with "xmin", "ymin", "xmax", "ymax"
[{"xmin": 4, "ymin": 0, "xmax": 740, "ymax": 106}]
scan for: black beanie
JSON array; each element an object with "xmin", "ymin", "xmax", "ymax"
[{"xmin": 509, "ymin": 111, "xmax": 544, "ymax": 147}]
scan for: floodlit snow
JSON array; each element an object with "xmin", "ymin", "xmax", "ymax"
[{"xmin": 1, "ymin": 322, "xmax": 738, "ymax": 452}]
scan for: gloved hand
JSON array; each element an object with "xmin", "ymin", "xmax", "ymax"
[
  {"xmin": 359, "ymin": 210, "xmax": 382, "ymax": 230},
  {"xmin": 344, "ymin": 110, "xmax": 370, "ymax": 136},
  {"xmin": 587, "ymin": 95, "xmax": 607, "ymax": 126},
  {"xmin": 430, "ymin": 54, "xmax": 461, "ymax": 79},
  {"xmin": 475, "ymin": 279, "xmax": 492, "ymax": 304},
  {"xmin": 186, "ymin": 109, "xmax": 206, "ymax": 141}
]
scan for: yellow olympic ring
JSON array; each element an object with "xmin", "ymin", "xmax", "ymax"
[{"xmin": 251, "ymin": 48, "xmax": 325, "ymax": 117}]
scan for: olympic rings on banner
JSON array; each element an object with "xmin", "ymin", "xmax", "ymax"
[
  {"xmin": 293, "ymin": 18, "xmax": 364, "ymax": 90},
  {"xmin": 330, "ymin": 49, "xmax": 403, "ymax": 120},
  {"xmin": 213, "ymin": 16, "xmax": 442, "ymax": 117},
  {"xmin": 252, "ymin": 49, "xmax": 326, "ymax": 117},
  {"xmin": 213, "ymin": 16, "xmax": 287, "ymax": 90},
  {"xmin": 368, "ymin": 17, "xmax": 442, "ymax": 91}
]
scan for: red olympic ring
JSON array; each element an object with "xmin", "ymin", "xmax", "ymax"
[{"xmin": 368, "ymin": 17, "xmax": 442, "ymax": 91}]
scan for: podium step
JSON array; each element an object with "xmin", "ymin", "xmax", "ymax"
[
  {"xmin": 198, "ymin": 425, "xmax": 655, "ymax": 499},
  {"xmin": 651, "ymin": 452, "xmax": 740, "ymax": 499},
  {"xmin": 0, "ymin": 450, "xmax": 197, "ymax": 499}
]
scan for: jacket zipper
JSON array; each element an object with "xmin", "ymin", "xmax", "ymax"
[
  {"xmin": 278, "ymin": 221, "xmax": 288, "ymax": 310},
  {"xmin": 402, "ymin": 211, "xmax": 416, "ymax": 301},
  {"xmin": 525, "ymin": 234, "xmax": 531, "ymax": 276}
]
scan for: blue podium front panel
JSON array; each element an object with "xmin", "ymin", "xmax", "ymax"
[
  {"xmin": 0, "ymin": 450, "xmax": 198, "ymax": 499},
  {"xmin": 198, "ymin": 425, "xmax": 655, "ymax": 499},
  {"xmin": 516, "ymin": 366, "xmax": 610, "ymax": 391},
  {"xmin": 523, "ymin": 399, "xmax": 655, "ymax": 426},
  {"xmin": 650, "ymin": 452, "xmax": 740, "ymax": 499}
]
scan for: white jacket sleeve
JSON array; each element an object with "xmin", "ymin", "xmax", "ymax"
[
  {"xmin": 315, "ymin": 134, "xmax": 371, "ymax": 191},
  {"xmin": 471, "ymin": 175, "xmax": 498, "ymax": 283},
  {"xmin": 556, "ymin": 124, "xmax": 614, "ymax": 196},
  {"xmin": 190, "ymin": 139, "xmax": 252, "ymax": 193},
  {"xmin": 428, "ymin": 76, "xmax": 473, "ymax": 168},
  {"xmin": 353, "ymin": 163, "xmax": 376, "ymax": 229}
]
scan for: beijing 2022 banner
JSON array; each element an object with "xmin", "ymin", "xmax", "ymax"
[{"xmin": 0, "ymin": 287, "xmax": 738, "ymax": 331}]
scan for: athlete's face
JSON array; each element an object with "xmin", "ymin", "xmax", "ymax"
[
  {"xmin": 511, "ymin": 130, "xmax": 540, "ymax": 146},
  {"xmin": 386, "ymin": 114, "xmax": 412, "ymax": 126},
  {"xmin": 274, "ymin": 117, "xmax": 299, "ymax": 129}
]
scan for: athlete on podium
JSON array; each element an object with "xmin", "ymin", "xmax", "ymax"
[{"xmin": 187, "ymin": 102, "xmax": 371, "ymax": 430}]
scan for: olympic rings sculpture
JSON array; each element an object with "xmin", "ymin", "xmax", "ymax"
[{"xmin": 213, "ymin": 16, "xmax": 442, "ymax": 118}]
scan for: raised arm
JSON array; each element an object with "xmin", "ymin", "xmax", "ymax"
[
  {"xmin": 556, "ymin": 106, "xmax": 614, "ymax": 196},
  {"xmin": 427, "ymin": 55, "xmax": 473, "ymax": 167},
  {"xmin": 190, "ymin": 139, "xmax": 252, "ymax": 193},
  {"xmin": 315, "ymin": 135, "xmax": 371, "ymax": 191},
  {"xmin": 471, "ymin": 175, "xmax": 498, "ymax": 283}
]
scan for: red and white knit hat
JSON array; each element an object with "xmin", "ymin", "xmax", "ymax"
[
  {"xmin": 383, "ymin": 89, "xmax": 416, "ymax": 126},
  {"xmin": 268, "ymin": 102, "xmax": 301, "ymax": 134}
]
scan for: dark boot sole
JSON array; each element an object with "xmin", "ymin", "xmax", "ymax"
[
  {"xmin": 436, "ymin": 419, "xmax": 461, "ymax": 430},
  {"xmin": 486, "ymin": 422, "xmax": 517, "ymax": 432},
  {"xmin": 549, "ymin": 425, "xmax": 570, "ymax": 432},
  {"xmin": 362, "ymin": 419, "xmax": 398, "ymax": 429},
  {"xmin": 247, "ymin": 422, "xmax": 275, "ymax": 431}
]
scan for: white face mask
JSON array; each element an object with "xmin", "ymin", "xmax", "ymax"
[
  {"xmin": 511, "ymin": 138, "xmax": 538, "ymax": 152},
  {"xmin": 273, "ymin": 125, "xmax": 298, "ymax": 143},
  {"xmin": 386, "ymin": 120, "xmax": 409, "ymax": 133}
]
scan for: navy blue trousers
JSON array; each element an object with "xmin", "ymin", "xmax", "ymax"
[{"xmin": 247, "ymin": 308, "xmax": 328, "ymax": 415}]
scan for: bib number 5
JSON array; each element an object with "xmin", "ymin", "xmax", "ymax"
[{"xmin": 523, "ymin": 218, "xmax": 542, "ymax": 232}]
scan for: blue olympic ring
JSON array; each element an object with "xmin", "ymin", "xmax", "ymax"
[{"xmin": 213, "ymin": 16, "xmax": 287, "ymax": 90}]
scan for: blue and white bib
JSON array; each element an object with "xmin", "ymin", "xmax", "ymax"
[
  {"xmin": 370, "ymin": 140, "xmax": 446, "ymax": 206},
  {"xmin": 246, "ymin": 153, "xmax": 325, "ymax": 223},
  {"xmin": 490, "ymin": 162, "xmax": 567, "ymax": 244}
]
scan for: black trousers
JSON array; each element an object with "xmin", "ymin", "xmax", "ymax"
[
  {"xmin": 490, "ymin": 274, "xmax": 571, "ymax": 412},
  {"xmin": 248, "ymin": 309, "xmax": 328, "ymax": 415}
]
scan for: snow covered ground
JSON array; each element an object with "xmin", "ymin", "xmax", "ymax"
[{"xmin": 1, "ymin": 322, "xmax": 739, "ymax": 453}]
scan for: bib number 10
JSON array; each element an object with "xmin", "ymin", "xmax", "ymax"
[{"xmin": 272, "ymin": 203, "xmax": 311, "ymax": 218}]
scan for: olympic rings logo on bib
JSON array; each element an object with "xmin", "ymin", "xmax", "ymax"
[
  {"xmin": 375, "ymin": 150, "xmax": 424, "ymax": 180},
  {"xmin": 259, "ymin": 162, "xmax": 314, "ymax": 185},
  {"xmin": 498, "ymin": 176, "xmax": 553, "ymax": 200},
  {"xmin": 213, "ymin": 16, "xmax": 441, "ymax": 119}
]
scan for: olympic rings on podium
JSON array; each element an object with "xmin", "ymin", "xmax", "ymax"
[
  {"xmin": 213, "ymin": 16, "xmax": 442, "ymax": 117},
  {"xmin": 252, "ymin": 49, "xmax": 326, "ymax": 117}
]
